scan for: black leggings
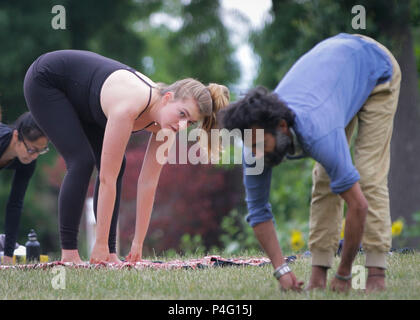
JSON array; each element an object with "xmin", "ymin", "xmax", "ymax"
[{"xmin": 23, "ymin": 63, "xmax": 124, "ymax": 254}]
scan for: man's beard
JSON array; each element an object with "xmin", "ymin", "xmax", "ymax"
[{"xmin": 264, "ymin": 130, "xmax": 293, "ymax": 168}]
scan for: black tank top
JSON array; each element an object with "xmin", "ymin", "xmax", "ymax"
[{"xmin": 33, "ymin": 50, "xmax": 155, "ymax": 131}]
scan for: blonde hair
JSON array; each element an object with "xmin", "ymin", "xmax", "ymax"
[{"xmin": 159, "ymin": 78, "xmax": 230, "ymax": 159}]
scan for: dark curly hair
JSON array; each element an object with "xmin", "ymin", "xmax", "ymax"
[{"xmin": 218, "ymin": 86, "xmax": 295, "ymax": 135}]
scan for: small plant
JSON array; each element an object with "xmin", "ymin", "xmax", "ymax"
[
  {"xmin": 219, "ymin": 209, "xmax": 309, "ymax": 255},
  {"xmin": 179, "ymin": 234, "xmax": 206, "ymax": 256},
  {"xmin": 392, "ymin": 212, "xmax": 420, "ymax": 249}
]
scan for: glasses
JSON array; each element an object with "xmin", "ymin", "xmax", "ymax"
[{"xmin": 19, "ymin": 133, "xmax": 49, "ymax": 155}]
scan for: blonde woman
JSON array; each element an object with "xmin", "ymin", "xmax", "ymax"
[{"xmin": 23, "ymin": 50, "xmax": 229, "ymax": 264}]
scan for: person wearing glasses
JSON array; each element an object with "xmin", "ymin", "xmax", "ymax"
[
  {"xmin": 23, "ymin": 50, "xmax": 229, "ymax": 264},
  {"xmin": 0, "ymin": 111, "xmax": 48, "ymax": 264}
]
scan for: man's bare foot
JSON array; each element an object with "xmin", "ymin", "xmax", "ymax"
[
  {"xmin": 108, "ymin": 253, "xmax": 122, "ymax": 264},
  {"xmin": 306, "ymin": 266, "xmax": 328, "ymax": 290},
  {"xmin": 366, "ymin": 267, "xmax": 386, "ymax": 293},
  {"xmin": 61, "ymin": 249, "xmax": 84, "ymax": 264}
]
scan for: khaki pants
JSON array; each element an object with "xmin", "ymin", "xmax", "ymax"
[{"xmin": 309, "ymin": 35, "xmax": 402, "ymax": 269}]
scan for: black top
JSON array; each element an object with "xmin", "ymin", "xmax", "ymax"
[
  {"xmin": 0, "ymin": 123, "xmax": 36, "ymax": 257},
  {"xmin": 34, "ymin": 50, "xmax": 156, "ymax": 132}
]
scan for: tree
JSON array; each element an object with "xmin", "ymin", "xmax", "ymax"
[{"xmin": 136, "ymin": 0, "xmax": 240, "ymax": 86}]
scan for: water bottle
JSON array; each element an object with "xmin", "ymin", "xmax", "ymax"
[{"xmin": 25, "ymin": 229, "xmax": 40, "ymax": 262}]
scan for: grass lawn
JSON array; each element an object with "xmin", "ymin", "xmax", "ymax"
[{"xmin": 1, "ymin": 251, "xmax": 419, "ymax": 300}]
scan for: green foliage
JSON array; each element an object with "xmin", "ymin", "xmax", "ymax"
[
  {"xmin": 404, "ymin": 212, "xmax": 420, "ymax": 238},
  {"xmin": 219, "ymin": 209, "xmax": 260, "ymax": 253},
  {"xmin": 216, "ymin": 144, "xmax": 314, "ymax": 255},
  {"xmin": 136, "ymin": 0, "xmax": 240, "ymax": 86},
  {"xmin": 250, "ymin": 0, "xmax": 351, "ymax": 89},
  {"xmin": 393, "ymin": 212, "xmax": 420, "ymax": 248},
  {"xmin": 161, "ymin": 233, "xmax": 222, "ymax": 258},
  {"xmin": 269, "ymin": 158, "xmax": 314, "ymax": 223},
  {"xmin": 167, "ymin": 0, "xmax": 240, "ymax": 85},
  {"xmin": 414, "ymin": 26, "xmax": 420, "ymax": 90},
  {"xmin": 219, "ymin": 208, "xmax": 311, "ymax": 255},
  {"xmin": 411, "ymin": 0, "xmax": 420, "ymax": 26},
  {"xmin": 250, "ymin": 0, "xmax": 419, "ymax": 90},
  {"xmin": 0, "ymin": 0, "xmax": 155, "ymax": 121},
  {"xmin": 179, "ymin": 233, "xmax": 206, "ymax": 256}
]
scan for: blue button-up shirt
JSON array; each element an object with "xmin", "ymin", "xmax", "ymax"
[{"xmin": 243, "ymin": 33, "xmax": 393, "ymax": 227}]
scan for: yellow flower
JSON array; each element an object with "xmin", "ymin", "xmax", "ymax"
[
  {"xmin": 340, "ymin": 219, "xmax": 345, "ymax": 239},
  {"xmin": 391, "ymin": 220, "xmax": 403, "ymax": 237},
  {"xmin": 290, "ymin": 230, "xmax": 305, "ymax": 252}
]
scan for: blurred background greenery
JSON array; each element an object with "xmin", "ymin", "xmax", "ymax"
[{"xmin": 0, "ymin": 0, "xmax": 419, "ymax": 259}]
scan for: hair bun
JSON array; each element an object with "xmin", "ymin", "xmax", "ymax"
[
  {"xmin": 198, "ymin": 83, "xmax": 230, "ymax": 161},
  {"xmin": 207, "ymin": 83, "xmax": 230, "ymax": 113},
  {"xmin": 202, "ymin": 83, "xmax": 230, "ymax": 134}
]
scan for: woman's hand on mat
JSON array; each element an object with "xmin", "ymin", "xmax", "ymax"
[
  {"xmin": 126, "ymin": 242, "xmax": 143, "ymax": 262},
  {"xmin": 90, "ymin": 242, "xmax": 110, "ymax": 264},
  {"xmin": 278, "ymin": 272, "xmax": 304, "ymax": 292}
]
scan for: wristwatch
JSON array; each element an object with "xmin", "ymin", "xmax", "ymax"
[{"xmin": 273, "ymin": 263, "xmax": 292, "ymax": 280}]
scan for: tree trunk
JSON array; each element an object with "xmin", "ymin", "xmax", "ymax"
[{"xmin": 388, "ymin": 26, "xmax": 420, "ymax": 245}]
